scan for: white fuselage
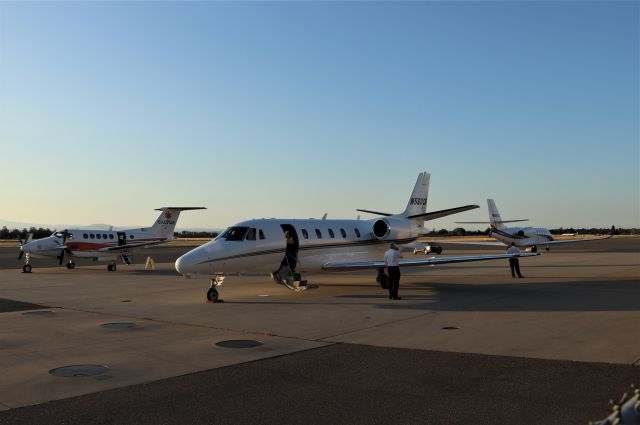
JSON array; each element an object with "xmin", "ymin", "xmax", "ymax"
[
  {"xmin": 175, "ymin": 218, "xmax": 422, "ymax": 276},
  {"xmin": 20, "ymin": 229, "xmax": 167, "ymax": 261},
  {"xmin": 490, "ymin": 226, "xmax": 554, "ymax": 248}
]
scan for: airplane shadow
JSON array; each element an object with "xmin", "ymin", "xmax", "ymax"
[{"xmin": 226, "ymin": 278, "xmax": 640, "ymax": 314}]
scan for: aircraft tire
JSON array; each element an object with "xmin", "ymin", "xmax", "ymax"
[
  {"xmin": 67, "ymin": 262, "xmax": 75, "ymax": 269},
  {"xmin": 207, "ymin": 287, "xmax": 219, "ymax": 302},
  {"xmin": 23, "ymin": 264, "xmax": 32, "ymax": 273},
  {"xmin": 107, "ymin": 264, "xmax": 116, "ymax": 272},
  {"xmin": 531, "ymin": 245, "xmax": 538, "ymax": 253}
]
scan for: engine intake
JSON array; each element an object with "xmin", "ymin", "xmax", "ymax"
[
  {"xmin": 371, "ymin": 218, "xmax": 415, "ymax": 241},
  {"xmin": 373, "ymin": 219, "xmax": 390, "ymax": 239}
]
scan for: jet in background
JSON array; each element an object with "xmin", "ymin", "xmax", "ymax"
[
  {"xmin": 175, "ymin": 173, "xmax": 538, "ymax": 302},
  {"xmin": 18, "ymin": 207, "xmax": 205, "ymax": 272},
  {"xmin": 456, "ymin": 199, "xmax": 612, "ymax": 252}
]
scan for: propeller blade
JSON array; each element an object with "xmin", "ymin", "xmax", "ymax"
[{"xmin": 58, "ymin": 249, "xmax": 65, "ymax": 265}]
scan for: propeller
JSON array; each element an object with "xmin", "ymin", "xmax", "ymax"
[
  {"xmin": 57, "ymin": 230, "xmax": 69, "ymax": 265},
  {"xmin": 17, "ymin": 233, "xmax": 33, "ymax": 261}
]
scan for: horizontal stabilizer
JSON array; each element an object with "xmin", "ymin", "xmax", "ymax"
[
  {"xmin": 407, "ymin": 204, "xmax": 479, "ymax": 221},
  {"xmin": 356, "ymin": 209, "xmax": 392, "ymax": 217},
  {"xmin": 323, "ymin": 252, "xmax": 539, "ymax": 272},
  {"xmin": 155, "ymin": 207, "xmax": 207, "ymax": 211}
]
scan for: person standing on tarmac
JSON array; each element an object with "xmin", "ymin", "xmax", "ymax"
[
  {"xmin": 384, "ymin": 242, "xmax": 403, "ymax": 299},
  {"xmin": 506, "ymin": 242, "xmax": 524, "ymax": 278}
]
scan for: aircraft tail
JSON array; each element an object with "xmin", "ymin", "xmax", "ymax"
[
  {"xmin": 143, "ymin": 207, "xmax": 206, "ymax": 239},
  {"xmin": 456, "ymin": 198, "xmax": 528, "ymax": 229},
  {"xmin": 487, "ymin": 199, "xmax": 502, "ymax": 229},
  {"xmin": 399, "ymin": 172, "xmax": 430, "ymax": 219}
]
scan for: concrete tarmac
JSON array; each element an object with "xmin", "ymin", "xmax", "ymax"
[{"xmin": 0, "ymin": 237, "xmax": 638, "ymax": 424}]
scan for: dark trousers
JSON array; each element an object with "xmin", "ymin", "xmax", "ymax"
[
  {"xmin": 387, "ymin": 266, "xmax": 401, "ymax": 298},
  {"xmin": 509, "ymin": 258, "xmax": 523, "ymax": 278}
]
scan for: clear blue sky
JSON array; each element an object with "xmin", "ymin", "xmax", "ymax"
[{"xmin": 1, "ymin": 1, "xmax": 638, "ymax": 230}]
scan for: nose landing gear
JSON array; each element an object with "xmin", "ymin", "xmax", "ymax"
[{"xmin": 207, "ymin": 275, "xmax": 225, "ymax": 303}]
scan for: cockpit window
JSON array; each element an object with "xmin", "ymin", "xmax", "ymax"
[
  {"xmin": 245, "ymin": 228, "xmax": 256, "ymax": 241},
  {"xmin": 218, "ymin": 226, "xmax": 249, "ymax": 241}
]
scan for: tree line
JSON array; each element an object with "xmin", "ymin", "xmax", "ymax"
[{"xmin": 1, "ymin": 226, "xmax": 637, "ymax": 240}]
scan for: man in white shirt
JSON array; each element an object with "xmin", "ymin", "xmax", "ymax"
[
  {"xmin": 506, "ymin": 242, "xmax": 523, "ymax": 278},
  {"xmin": 384, "ymin": 243, "xmax": 404, "ymax": 299}
]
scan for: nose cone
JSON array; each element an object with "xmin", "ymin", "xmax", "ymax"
[
  {"xmin": 175, "ymin": 248, "xmax": 202, "ymax": 275},
  {"xmin": 175, "ymin": 254, "xmax": 189, "ymax": 275}
]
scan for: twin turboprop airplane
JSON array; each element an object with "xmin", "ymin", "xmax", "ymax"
[
  {"xmin": 175, "ymin": 173, "xmax": 539, "ymax": 302},
  {"xmin": 456, "ymin": 199, "xmax": 612, "ymax": 252},
  {"xmin": 18, "ymin": 207, "xmax": 205, "ymax": 272}
]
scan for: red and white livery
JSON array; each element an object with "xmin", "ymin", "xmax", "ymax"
[{"xmin": 18, "ymin": 207, "xmax": 205, "ymax": 272}]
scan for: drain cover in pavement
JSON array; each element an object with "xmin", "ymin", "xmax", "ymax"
[
  {"xmin": 100, "ymin": 322, "xmax": 137, "ymax": 330},
  {"xmin": 442, "ymin": 326, "xmax": 460, "ymax": 330},
  {"xmin": 215, "ymin": 340, "xmax": 263, "ymax": 349},
  {"xmin": 49, "ymin": 365, "xmax": 109, "ymax": 378},
  {"xmin": 22, "ymin": 311, "xmax": 55, "ymax": 316}
]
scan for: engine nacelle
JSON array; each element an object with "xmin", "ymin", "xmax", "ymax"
[{"xmin": 371, "ymin": 218, "xmax": 415, "ymax": 241}]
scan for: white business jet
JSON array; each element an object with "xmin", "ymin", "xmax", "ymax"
[
  {"xmin": 18, "ymin": 207, "xmax": 205, "ymax": 272},
  {"xmin": 175, "ymin": 173, "xmax": 538, "ymax": 302},
  {"xmin": 456, "ymin": 199, "xmax": 612, "ymax": 252}
]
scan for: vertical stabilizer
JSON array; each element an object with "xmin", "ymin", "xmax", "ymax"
[
  {"xmin": 400, "ymin": 172, "xmax": 430, "ymax": 218},
  {"xmin": 487, "ymin": 199, "xmax": 503, "ymax": 229},
  {"xmin": 143, "ymin": 207, "xmax": 206, "ymax": 239}
]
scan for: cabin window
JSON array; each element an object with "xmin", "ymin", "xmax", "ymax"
[
  {"xmin": 328, "ymin": 229, "xmax": 335, "ymax": 238},
  {"xmin": 315, "ymin": 229, "xmax": 322, "ymax": 238},
  {"xmin": 96, "ymin": 234, "xmax": 101, "ymax": 239},
  {"xmin": 259, "ymin": 229, "xmax": 265, "ymax": 240},
  {"xmin": 340, "ymin": 228, "xmax": 346, "ymax": 238},
  {"xmin": 83, "ymin": 233, "xmax": 88, "ymax": 239},
  {"xmin": 219, "ymin": 226, "xmax": 249, "ymax": 241},
  {"xmin": 109, "ymin": 234, "xmax": 114, "ymax": 239},
  {"xmin": 245, "ymin": 228, "xmax": 256, "ymax": 241},
  {"xmin": 130, "ymin": 235, "xmax": 135, "ymax": 239},
  {"xmin": 301, "ymin": 229, "xmax": 309, "ymax": 239},
  {"xmin": 103, "ymin": 234, "xmax": 108, "ymax": 239},
  {"xmin": 90, "ymin": 234, "xmax": 95, "ymax": 239},
  {"xmin": 354, "ymin": 228, "xmax": 361, "ymax": 238}
]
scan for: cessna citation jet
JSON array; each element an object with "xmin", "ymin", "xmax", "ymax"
[
  {"xmin": 175, "ymin": 173, "xmax": 539, "ymax": 302},
  {"xmin": 18, "ymin": 207, "xmax": 205, "ymax": 272},
  {"xmin": 456, "ymin": 199, "xmax": 612, "ymax": 252}
]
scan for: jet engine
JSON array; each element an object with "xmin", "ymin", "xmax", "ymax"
[{"xmin": 371, "ymin": 218, "xmax": 415, "ymax": 241}]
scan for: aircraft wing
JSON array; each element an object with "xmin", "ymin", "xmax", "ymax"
[
  {"xmin": 322, "ymin": 252, "xmax": 539, "ymax": 272},
  {"xmin": 356, "ymin": 209, "xmax": 392, "ymax": 217},
  {"xmin": 99, "ymin": 240, "xmax": 168, "ymax": 252},
  {"xmin": 407, "ymin": 204, "xmax": 479, "ymax": 221},
  {"xmin": 540, "ymin": 235, "xmax": 613, "ymax": 245}
]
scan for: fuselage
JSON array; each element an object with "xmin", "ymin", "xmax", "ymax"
[
  {"xmin": 175, "ymin": 217, "xmax": 423, "ymax": 276},
  {"xmin": 490, "ymin": 226, "xmax": 554, "ymax": 248},
  {"xmin": 20, "ymin": 229, "xmax": 167, "ymax": 260}
]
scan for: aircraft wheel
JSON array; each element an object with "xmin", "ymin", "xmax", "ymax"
[
  {"xmin": 107, "ymin": 264, "xmax": 116, "ymax": 272},
  {"xmin": 531, "ymin": 245, "xmax": 538, "ymax": 253},
  {"xmin": 66, "ymin": 262, "xmax": 75, "ymax": 269},
  {"xmin": 207, "ymin": 287, "xmax": 219, "ymax": 302},
  {"xmin": 23, "ymin": 264, "xmax": 32, "ymax": 273},
  {"xmin": 545, "ymin": 246, "xmax": 550, "ymax": 251}
]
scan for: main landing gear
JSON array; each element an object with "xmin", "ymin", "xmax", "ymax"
[
  {"xmin": 107, "ymin": 264, "xmax": 117, "ymax": 272},
  {"xmin": 66, "ymin": 261, "xmax": 75, "ymax": 269},
  {"xmin": 207, "ymin": 275, "xmax": 225, "ymax": 303}
]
